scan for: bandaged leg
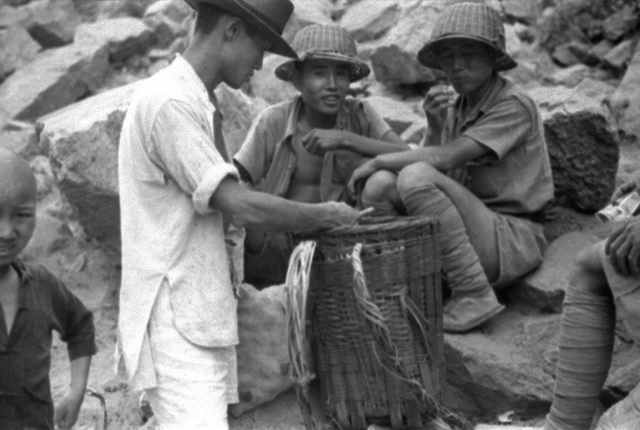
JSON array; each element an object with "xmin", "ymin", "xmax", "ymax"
[
  {"xmin": 397, "ymin": 163, "xmax": 503, "ymax": 332},
  {"xmin": 546, "ymin": 247, "xmax": 615, "ymax": 430}
]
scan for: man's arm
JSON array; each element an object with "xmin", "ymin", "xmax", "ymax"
[
  {"xmin": 302, "ymin": 129, "xmax": 410, "ymax": 157},
  {"xmin": 209, "ymin": 177, "xmax": 360, "ymax": 232}
]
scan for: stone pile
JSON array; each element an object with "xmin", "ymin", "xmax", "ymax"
[{"xmin": 2, "ymin": 0, "xmax": 640, "ymax": 426}]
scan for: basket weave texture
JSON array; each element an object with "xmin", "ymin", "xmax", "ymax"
[{"xmin": 297, "ymin": 216, "xmax": 444, "ymax": 429}]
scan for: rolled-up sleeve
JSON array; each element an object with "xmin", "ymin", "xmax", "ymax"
[{"xmin": 148, "ymin": 99, "xmax": 239, "ymax": 215}]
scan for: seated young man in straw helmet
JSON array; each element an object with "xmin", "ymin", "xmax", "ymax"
[
  {"xmin": 349, "ymin": 2, "xmax": 554, "ymax": 333},
  {"xmin": 116, "ymin": 1, "xmax": 363, "ymax": 428},
  {"xmin": 233, "ymin": 24, "xmax": 409, "ymax": 288}
]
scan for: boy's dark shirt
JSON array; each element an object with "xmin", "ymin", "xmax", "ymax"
[{"xmin": 0, "ymin": 260, "xmax": 97, "ymax": 430}]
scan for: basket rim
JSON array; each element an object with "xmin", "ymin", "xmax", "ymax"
[{"xmin": 295, "ymin": 215, "xmax": 439, "ymax": 240}]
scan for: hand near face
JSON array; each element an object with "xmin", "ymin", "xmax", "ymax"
[
  {"xmin": 605, "ymin": 217, "xmax": 640, "ymax": 275},
  {"xmin": 423, "ymin": 84, "xmax": 455, "ymax": 130},
  {"xmin": 302, "ymin": 129, "xmax": 346, "ymax": 155}
]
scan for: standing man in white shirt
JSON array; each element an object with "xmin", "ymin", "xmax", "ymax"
[{"xmin": 116, "ymin": 1, "xmax": 361, "ymax": 428}]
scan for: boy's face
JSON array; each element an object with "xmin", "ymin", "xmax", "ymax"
[
  {"xmin": 436, "ymin": 40, "xmax": 495, "ymax": 98},
  {"xmin": 294, "ymin": 59, "xmax": 350, "ymax": 118},
  {"xmin": 0, "ymin": 161, "xmax": 36, "ymax": 267}
]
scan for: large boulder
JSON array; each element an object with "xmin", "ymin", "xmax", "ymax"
[
  {"xmin": 18, "ymin": 0, "xmax": 82, "ymax": 48},
  {"xmin": 519, "ymin": 232, "xmax": 601, "ymax": 313},
  {"xmin": 216, "ymin": 83, "xmax": 270, "ymax": 157},
  {"xmin": 281, "ymin": 0, "xmax": 333, "ymax": 43},
  {"xmin": 530, "ymin": 80, "xmax": 620, "ymax": 213},
  {"xmin": 338, "ymin": 0, "xmax": 400, "ymax": 43},
  {"xmin": 0, "ymin": 42, "xmax": 109, "ymax": 121},
  {"xmin": 142, "ymin": 0, "xmax": 193, "ymax": 49},
  {"xmin": 0, "ymin": 25, "xmax": 41, "ymax": 82},
  {"xmin": 74, "ymin": 17, "xmax": 155, "ymax": 62},
  {"xmin": 444, "ymin": 306, "xmax": 558, "ymax": 417},
  {"xmin": 37, "ymin": 82, "xmax": 140, "ymax": 256},
  {"xmin": 609, "ymin": 40, "xmax": 640, "ymax": 142},
  {"xmin": 248, "ymin": 54, "xmax": 298, "ymax": 105}
]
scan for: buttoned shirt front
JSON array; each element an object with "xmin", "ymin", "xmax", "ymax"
[
  {"xmin": 117, "ymin": 55, "xmax": 240, "ymax": 391},
  {"xmin": 234, "ymin": 96, "xmax": 395, "ymax": 203},
  {"xmin": 0, "ymin": 261, "xmax": 96, "ymax": 430},
  {"xmin": 443, "ymin": 74, "xmax": 554, "ymax": 215}
]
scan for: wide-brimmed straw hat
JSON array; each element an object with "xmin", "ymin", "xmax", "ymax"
[
  {"xmin": 275, "ymin": 24, "xmax": 370, "ymax": 82},
  {"xmin": 417, "ymin": 2, "xmax": 517, "ymax": 72},
  {"xmin": 184, "ymin": 0, "xmax": 297, "ymax": 58}
]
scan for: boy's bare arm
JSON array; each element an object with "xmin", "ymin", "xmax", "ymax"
[
  {"xmin": 55, "ymin": 355, "xmax": 92, "ymax": 429},
  {"xmin": 301, "ymin": 129, "xmax": 409, "ymax": 157},
  {"xmin": 209, "ymin": 177, "xmax": 361, "ymax": 232}
]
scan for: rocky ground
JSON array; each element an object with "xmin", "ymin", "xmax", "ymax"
[{"xmin": 2, "ymin": 0, "xmax": 640, "ymax": 429}]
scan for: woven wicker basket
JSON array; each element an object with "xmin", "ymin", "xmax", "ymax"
[{"xmin": 296, "ymin": 216, "xmax": 445, "ymax": 430}]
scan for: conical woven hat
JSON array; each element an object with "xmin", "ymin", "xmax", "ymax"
[
  {"xmin": 417, "ymin": 2, "xmax": 517, "ymax": 72},
  {"xmin": 184, "ymin": 0, "xmax": 296, "ymax": 58},
  {"xmin": 275, "ymin": 24, "xmax": 370, "ymax": 82}
]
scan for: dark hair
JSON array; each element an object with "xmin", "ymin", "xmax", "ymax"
[
  {"xmin": 195, "ymin": 4, "xmax": 259, "ymax": 38},
  {"xmin": 196, "ymin": 4, "xmax": 232, "ymax": 35}
]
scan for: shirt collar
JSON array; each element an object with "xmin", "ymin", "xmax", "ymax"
[
  {"xmin": 282, "ymin": 96, "xmax": 352, "ymax": 141},
  {"xmin": 456, "ymin": 73, "xmax": 505, "ymax": 126},
  {"xmin": 10, "ymin": 260, "xmax": 32, "ymax": 310},
  {"xmin": 172, "ymin": 54, "xmax": 213, "ymax": 105}
]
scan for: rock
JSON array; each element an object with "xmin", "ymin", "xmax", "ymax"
[
  {"xmin": 519, "ymin": 232, "xmax": 601, "ymax": 313},
  {"xmin": 4, "ymin": 0, "xmax": 32, "ymax": 6},
  {"xmin": 0, "ymin": 121, "xmax": 39, "ymax": 158},
  {"xmin": 338, "ymin": 0, "xmax": 400, "ymax": 43},
  {"xmin": 551, "ymin": 43, "xmax": 582, "ymax": 67},
  {"xmin": 74, "ymin": 17, "xmax": 154, "ymax": 62},
  {"xmin": 602, "ymin": 5, "xmax": 638, "ymax": 42},
  {"xmin": 443, "ymin": 305, "xmax": 559, "ymax": 416},
  {"xmin": 367, "ymin": 1, "xmax": 449, "ymax": 86},
  {"xmin": 142, "ymin": 0, "xmax": 193, "ymax": 49},
  {"xmin": 37, "ymin": 82, "xmax": 141, "ymax": 256},
  {"xmin": 501, "ymin": 0, "xmax": 537, "ymax": 24},
  {"xmin": 370, "ymin": 44, "xmax": 442, "ymax": 86},
  {"xmin": 604, "ymin": 345, "xmax": 640, "ymax": 403},
  {"xmin": 530, "ymin": 81, "xmax": 620, "ymax": 212},
  {"xmin": 0, "ymin": 42, "xmax": 109, "ymax": 122},
  {"xmin": 281, "ymin": 0, "xmax": 333, "ymax": 43},
  {"xmin": 248, "ymin": 54, "xmax": 298, "ymax": 105},
  {"xmin": 364, "ymin": 96, "xmax": 424, "ymax": 137},
  {"xmin": 19, "ymin": 0, "xmax": 82, "ymax": 48},
  {"xmin": 22, "ymin": 210, "xmax": 73, "ymax": 261},
  {"xmin": 610, "ymin": 42, "xmax": 640, "ymax": 142},
  {"xmin": 604, "ymin": 39, "xmax": 636, "ymax": 71},
  {"xmin": 71, "ymin": 0, "xmax": 157, "ymax": 20},
  {"xmin": 0, "ymin": 25, "xmax": 41, "ymax": 82},
  {"xmin": 0, "ymin": 4, "xmax": 31, "ymax": 28},
  {"xmin": 548, "ymin": 64, "xmax": 592, "ymax": 88},
  {"xmin": 216, "ymin": 83, "xmax": 270, "ymax": 157}
]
